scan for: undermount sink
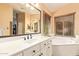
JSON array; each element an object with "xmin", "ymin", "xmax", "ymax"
[{"xmin": 25, "ymin": 39, "xmax": 40, "ymax": 43}]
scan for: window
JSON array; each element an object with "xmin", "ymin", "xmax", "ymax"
[{"xmin": 55, "ymin": 13, "xmax": 75, "ymax": 36}]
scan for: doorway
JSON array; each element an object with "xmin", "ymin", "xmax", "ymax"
[{"xmin": 12, "ymin": 10, "xmax": 25, "ymax": 35}]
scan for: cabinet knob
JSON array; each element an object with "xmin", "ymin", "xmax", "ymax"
[
  {"xmin": 48, "ymin": 47, "xmax": 50, "ymax": 48},
  {"xmin": 44, "ymin": 44, "xmax": 46, "ymax": 45},
  {"xmin": 41, "ymin": 53, "xmax": 43, "ymax": 55},
  {"xmin": 39, "ymin": 53, "xmax": 43, "ymax": 56},
  {"xmin": 33, "ymin": 50, "xmax": 36, "ymax": 53},
  {"xmin": 39, "ymin": 54, "xmax": 41, "ymax": 56}
]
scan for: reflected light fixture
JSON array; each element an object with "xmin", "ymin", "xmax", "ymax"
[
  {"xmin": 26, "ymin": 3, "xmax": 30, "ymax": 7},
  {"xmin": 30, "ymin": 6, "xmax": 34, "ymax": 10},
  {"xmin": 30, "ymin": 3, "xmax": 39, "ymax": 7}
]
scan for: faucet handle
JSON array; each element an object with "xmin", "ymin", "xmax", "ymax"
[
  {"xmin": 24, "ymin": 37, "xmax": 26, "ymax": 40},
  {"xmin": 27, "ymin": 35, "xmax": 29, "ymax": 39},
  {"xmin": 30, "ymin": 34, "xmax": 32, "ymax": 39}
]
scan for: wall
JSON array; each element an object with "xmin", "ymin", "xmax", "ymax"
[
  {"xmin": 39, "ymin": 4, "xmax": 53, "ymax": 35},
  {"xmin": 52, "ymin": 4, "xmax": 79, "ymax": 36},
  {"xmin": 31, "ymin": 14, "xmax": 40, "ymax": 33},
  {"xmin": 17, "ymin": 12, "xmax": 25, "ymax": 34},
  {"xmin": 0, "ymin": 4, "xmax": 13, "ymax": 36}
]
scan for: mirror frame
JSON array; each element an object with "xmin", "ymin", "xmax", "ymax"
[{"xmin": 0, "ymin": 3, "xmax": 41, "ymax": 38}]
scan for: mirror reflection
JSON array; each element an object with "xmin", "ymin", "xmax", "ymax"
[{"xmin": 0, "ymin": 3, "xmax": 41, "ymax": 36}]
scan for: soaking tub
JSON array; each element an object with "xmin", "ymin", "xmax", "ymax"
[{"xmin": 52, "ymin": 36, "xmax": 79, "ymax": 56}]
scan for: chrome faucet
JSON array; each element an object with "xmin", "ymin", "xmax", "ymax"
[
  {"xmin": 27, "ymin": 35, "xmax": 29, "ymax": 39},
  {"xmin": 24, "ymin": 37, "xmax": 26, "ymax": 40},
  {"xmin": 24, "ymin": 34, "xmax": 32, "ymax": 40},
  {"xmin": 30, "ymin": 34, "xmax": 32, "ymax": 39}
]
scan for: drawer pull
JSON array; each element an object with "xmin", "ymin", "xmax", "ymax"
[
  {"xmin": 39, "ymin": 55, "xmax": 41, "ymax": 56},
  {"xmin": 39, "ymin": 53, "xmax": 43, "ymax": 56},
  {"xmin": 33, "ymin": 50, "xmax": 36, "ymax": 53},
  {"xmin": 41, "ymin": 53, "xmax": 43, "ymax": 55},
  {"xmin": 39, "ymin": 54, "xmax": 41, "ymax": 56},
  {"xmin": 44, "ymin": 44, "xmax": 46, "ymax": 45},
  {"xmin": 48, "ymin": 47, "xmax": 50, "ymax": 48}
]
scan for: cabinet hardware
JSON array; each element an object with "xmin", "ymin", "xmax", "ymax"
[
  {"xmin": 48, "ymin": 47, "xmax": 50, "ymax": 48},
  {"xmin": 39, "ymin": 53, "xmax": 43, "ymax": 56},
  {"xmin": 39, "ymin": 54, "xmax": 41, "ymax": 56},
  {"xmin": 41, "ymin": 53, "xmax": 43, "ymax": 55},
  {"xmin": 33, "ymin": 50, "xmax": 36, "ymax": 53},
  {"xmin": 44, "ymin": 44, "xmax": 46, "ymax": 45}
]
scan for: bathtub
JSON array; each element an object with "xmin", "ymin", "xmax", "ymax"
[{"xmin": 52, "ymin": 36, "xmax": 79, "ymax": 56}]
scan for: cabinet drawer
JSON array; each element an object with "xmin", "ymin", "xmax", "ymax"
[
  {"xmin": 46, "ymin": 44, "xmax": 52, "ymax": 56},
  {"xmin": 33, "ymin": 51, "xmax": 41, "ymax": 56},
  {"xmin": 41, "ymin": 40, "xmax": 47, "ymax": 49},
  {"xmin": 23, "ymin": 43, "xmax": 40, "ymax": 56},
  {"xmin": 41, "ymin": 39, "xmax": 51, "ymax": 48},
  {"xmin": 41, "ymin": 48, "xmax": 47, "ymax": 56},
  {"xmin": 32, "ymin": 43, "xmax": 41, "ymax": 55},
  {"xmin": 23, "ymin": 48, "xmax": 33, "ymax": 56},
  {"xmin": 47, "ymin": 39, "xmax": 52, "ymax": 44}
]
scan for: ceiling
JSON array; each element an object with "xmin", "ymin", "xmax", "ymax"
[
  {"xmin": 9, "ymin": 3, "xmax": 69, "ymax": 13},
  {"xmin": 9, "ymin": 3, "xmax": 40, "ymax": 14},
  {"xmin": 45, "ymin": 3, "xmax": 69, "ymax": 13}
]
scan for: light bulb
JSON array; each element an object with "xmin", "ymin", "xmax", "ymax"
[
  {"xmin": 30, "ymin": 7, "xmax": 34, "ymax": 10},
  {"xmin": 26, "ymin": 4, "xmax": 30, "ymax": 7}
]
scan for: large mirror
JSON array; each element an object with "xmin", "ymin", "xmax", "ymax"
[{"xmin": 0, "ymin": 3, "xmax": 41, "ymax": 37}]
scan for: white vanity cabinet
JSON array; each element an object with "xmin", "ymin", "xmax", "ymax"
[
  {"xmin": 46, "ymin": 43, "xmax": 52, "ymax": 56},
  {"xmin": 12, "ymin": 38, "xmax": 52, "ymax": 56}
]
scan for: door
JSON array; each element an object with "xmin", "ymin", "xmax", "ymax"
[{"xmin": 18, "ymin": 22, "xmax": 23, "ymax": 34}]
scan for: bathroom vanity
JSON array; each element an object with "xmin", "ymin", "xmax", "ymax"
[{"xmin": 0, "ymin": 36, "xmax": 52, "ymax": 56}]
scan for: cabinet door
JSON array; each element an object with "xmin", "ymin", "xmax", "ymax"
[
  {"xmin": 23, "ymin": 48, "xmax": 33, "ymax": 56},
  {"xmin": 41, "ymin": 40, "xmax": 47, "ymax": 49},
  {"xmin": 41, "ymin": 48, "xmax": 47, "ymax": 56},
  {"xmin": 23, "ymin": 43, "xmax": 40, "ymax": 56},
  {"xmin": 46, "ymin": 39, "xmax": 52, "ymax": 56},
  {"xmin": 46, "ymin": 44, "xmax": 52, "ymax": 56},
  {"xmin": 33, "ymin": 52, "xmax": 41, "ymax": 56}
]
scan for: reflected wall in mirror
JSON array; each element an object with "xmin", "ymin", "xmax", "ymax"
[
  {"xmin": 0, "ymin": 3, "xmax": 41, "ymax": 37},
  {"xmin": 25, "ymin": 4, "xmax": 41, "ymax": 34}
]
